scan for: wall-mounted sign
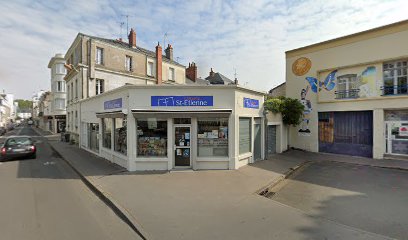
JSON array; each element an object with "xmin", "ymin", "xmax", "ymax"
[
  {"xmin": 54, "ymin": 115, "xmax": 66, "ymax": 119},
  {"xmin": 400, "ymin": 126, "xmax": 408, "ymax": 136},
  {"xmin": 151, "ymin": 96, "xmax": 213, "ymax": 107},
  {"xmin": 292, "ymin": 57, "xmax": 312, "ymax": 76},
  {"xmin": 243, "ymin": 98, "xmax": 259, "ymax": 109},
  {"xmin": 104, "ymin": 98, "xmax": 122, "ymax": 110}
]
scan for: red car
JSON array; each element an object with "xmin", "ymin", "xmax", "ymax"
[{"xmin": 0, "ymin": 136, "xmax": 36, "ymax": 161}]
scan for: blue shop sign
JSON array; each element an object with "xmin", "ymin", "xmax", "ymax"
[
  {"xmin": 104, "ymin": 98, "xmax": 122, "ymax": 110},
  {"xmin": 243, "ymin": 98, "xmax": 259, "ymax": 109},
  {"xmin": 151, "ymin": 96, "xmax": 213, "ymax": 107}
]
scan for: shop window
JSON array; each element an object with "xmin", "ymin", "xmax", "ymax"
[
  {"xmin": 137, "ymin": 119, "xmax": 167, "ymax": 157},
  {"xmin": 239, "ymin": 118, "xmax": 251, "ymax": 154},
  {"xmin": 102, "ymin": 118, "xmax": 112, "ymax": 149},
  {"xmin": 197, "ymin": 118, "xmax": 228, "ymax": 157},
  {"xmin": 114, "ymin": 117, "xmax": 127, "ymax": 155}
]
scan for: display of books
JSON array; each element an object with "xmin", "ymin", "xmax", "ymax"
[{"xmin": 138, "ymin": 136, "xmax": 167, "ymax": 156}]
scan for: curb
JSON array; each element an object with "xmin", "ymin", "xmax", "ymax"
[
  {"xmin": 33, "ymin": 128, "xmax": 150, "ymax": 240},
  {"xmin": 316, "ymin": 159, "xmax": 408, "ymax": 172},
  {"xmin": 257, "ymin": 161, "xmax": 312, "ymax": 198}
]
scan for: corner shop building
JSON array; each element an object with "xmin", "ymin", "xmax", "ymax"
[{"xmin": 77, "ymin": 85, "xmax": 265, "ymax": 171}]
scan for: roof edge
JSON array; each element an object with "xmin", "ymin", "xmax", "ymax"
[{"xmin": 286, "ymin": 19, "xmax": 408, "ymax": 57}]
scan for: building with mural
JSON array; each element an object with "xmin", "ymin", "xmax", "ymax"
[{"xmin": 286, "ymin": 20, "xmax": 408, "ymax": 159}]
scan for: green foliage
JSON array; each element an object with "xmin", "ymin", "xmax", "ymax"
[
  {"xmin": 264, "ymin": 97, "xmax": 304, "ymax": 126},
  {"xmin": 15, "ymin": 99, "xmax": 33, "ymax": 110}
]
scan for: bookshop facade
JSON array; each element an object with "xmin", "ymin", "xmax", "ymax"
[{"xmin": 77, "ymin": 85, "xmax": 265, "ymax": 171}]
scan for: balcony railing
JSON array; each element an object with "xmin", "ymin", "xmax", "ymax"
[
  {"xmin": 381, "ymin": 85, "xmax": 408, "ymax": 96},
  {"xmin": 335, "ymin": 89, "xmax": 360, "ymax": 99}
]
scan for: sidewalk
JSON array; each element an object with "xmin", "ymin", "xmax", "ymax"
[{"xmin": 45, "ymin": 137, "xmax": 395, "ymax": 239}]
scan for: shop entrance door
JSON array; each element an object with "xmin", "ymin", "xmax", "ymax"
[
  {"xmin": 174, "ymin": 126, "xmax": 191, "ymax": 167},
  {"xmin": 385, "ymin": 121, "xmax": 408, "ymax": 155}
]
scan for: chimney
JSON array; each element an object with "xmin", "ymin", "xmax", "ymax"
[
  {"xmin": 209, "ymin": 68, "xmax": 215, "ymax": 78},
  {"xmin": 186, "ymin": 62, "xmax": 198, "ymax": 81},
  {"xmin": 165, "ymin": 44, "xmax": 173, "ymax": 61},
  {"xmin": 128, "ymin": 28, "xmax": 136, "ymax": 48},
  {"xmin": 155, "ymin": 42, "xmax": 162, "ymax": 85},
  {"xmin": 234, "ymin": 77, "xmax": 238, "ymax": 85}
]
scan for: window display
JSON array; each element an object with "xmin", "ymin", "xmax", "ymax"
[
  {"xmin": 137, "ymin": 119, "xmax": 167, "ymax": 157},
  {"xmin": 114, "ymin": 118, "xmax": 127, "ymax": 155},
  {"xmin": 102, "ymin": 118, "xmax": 112, "ymax": 149},
  {"xmin": 197, "ymin": 118, "xmax": 228, "ymax": 157}
]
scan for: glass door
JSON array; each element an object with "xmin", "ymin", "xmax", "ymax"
[
  {"xmin": 174, "ymin": 126, "xmax": 191, "ymax": 167},
  {"xmin": 386, "ymin": 121, "xmax": 408, "ymax": 155}
]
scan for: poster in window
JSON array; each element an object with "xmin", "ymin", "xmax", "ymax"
[{"xmin": 147, "ymin": 118, "xmax": 157, "ymax": 129}]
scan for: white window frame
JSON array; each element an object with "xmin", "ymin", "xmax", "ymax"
[
  {"xmin": 337, "ymin": 74, "xmax": 357, "ymax": 99},
  {"xmin": 96, "ymin": 79, "xmax": 104, "ymax": 95},
  {"xmin": 125, "ymin": 55, "xmax": 132, "ymax": 71},
  {"xmin": 147, "ymin": 61, "xmax": 154, "ymax": 77},
  {"xmin": 54, "ymin": 98, "xmax": 65, "ymax": 110},
  {"xmin": 56, "ymin": 81, "xmax": 65, "ymax": 92},
  {"xmin": 96, "ymin": 47, "xmax": 104, "ymax": 65},
  {"xmin": 169, "ymin": 67, "xmax": 175, "ymax": 81},
  {"xmin": 383, "ymin": 60, "xmax": 408, "ymax": 95}
]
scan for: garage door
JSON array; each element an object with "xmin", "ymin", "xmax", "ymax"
[
  {"xmin": 267, "ymin": 125, "xmax": 277, "ymax": 157},
  {"xmin": 318, "ymin": 111, "xmax": 373, "ymax": 158}
]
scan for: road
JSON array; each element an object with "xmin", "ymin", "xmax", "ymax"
[
  {"xmin": 0, "ymin": 126, "xmax": 141, "ymax": 240},
  {"xmin": 270, "ymin": 161, "xmax": 408, "ymax": 240}
]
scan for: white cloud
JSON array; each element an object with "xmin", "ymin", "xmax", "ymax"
[{"xmin": 0, "ymin": 0, "xmax": 407, "ymax": 98}]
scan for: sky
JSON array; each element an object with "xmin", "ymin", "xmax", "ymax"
[{"xmin": 0, "ymin": 0, "xmax": 407, "ymax": 99}]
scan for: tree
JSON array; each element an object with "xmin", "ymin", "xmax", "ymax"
[
  {"xmin": 264, "ymin": 96, "xmax": 304, "ymax": 126},
  {"xmin": 15, "ymin": 99, "xmax": 33, "ymax": 110}
]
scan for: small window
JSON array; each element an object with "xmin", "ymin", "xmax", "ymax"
[
  {"xmin": 54, "ymin": 98, "xmax": 65, "ymax": 109},
  {"xmin": 125, "ymin": 56, "xmax": 132, "ymax": 71},
  {"xmin": 57, "ymin": 81, "xmax": 65, "ymax": 92},
  {"xmin": 336, "ymin": 74, "xmax": 358, "ymax": 99},
  {"xmin": 96, "ymin": 79, "xmax": 104, "ymax": 95},
  {"xmin": 75, "ymin": 79, "xmax": 78, "ymax": 98},
  {"xmin": 56, "ymin": 64, "xmax": 66, "ymax": 74},
  {"xmin": 96, "ymin": 47, "xmax": 104, "ymax": 65},
  {"xmin": 147, "ymin": 61, "xmax": 154, "ymax": 76},
  {"xmin": 169, "ymin": 67, "xmax": 175, "ymax": 81}
]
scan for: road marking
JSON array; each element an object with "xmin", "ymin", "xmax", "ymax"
[{"xmin": 43, "ymin": 161, "xmax": 56, "ymax": 166}]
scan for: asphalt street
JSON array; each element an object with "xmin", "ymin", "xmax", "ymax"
[
  {"xmin": 271, "ymin": 161, "xmax": 408, "ymax": 240},
  {"xmin": 0, "ymin": 126, "xmax": 141, "ymax": 240}
]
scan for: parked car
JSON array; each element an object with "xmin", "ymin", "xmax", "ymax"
[
  {"xmin": 27, "ymin": 120, "xmax": 34, "ymax": 126},
  {"xmin": 0, "ymin": 136, "xmax": 36, "ymax": 161},
  {"xmin": 0, "ymin": 127, "xmax": 6, "ymax": 136}
]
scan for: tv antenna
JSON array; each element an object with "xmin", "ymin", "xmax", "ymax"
[
  {"xmin": 121, "ymin": 14, "xmax": 133, "ymax": 34},
  {"xmin": 176, "ymin": 56, "xmax": 183, "ymax": 62},
  {"xmin": 118, "ymin": 21, "xmax": 125, "ymax": 39},
  {"xmin": 233, "ymin": 68, "xmax": 238, "ymax": 79},
  {"xmin": 163, "ymin": 32, "xmax": 170, "ymax": 48}
]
